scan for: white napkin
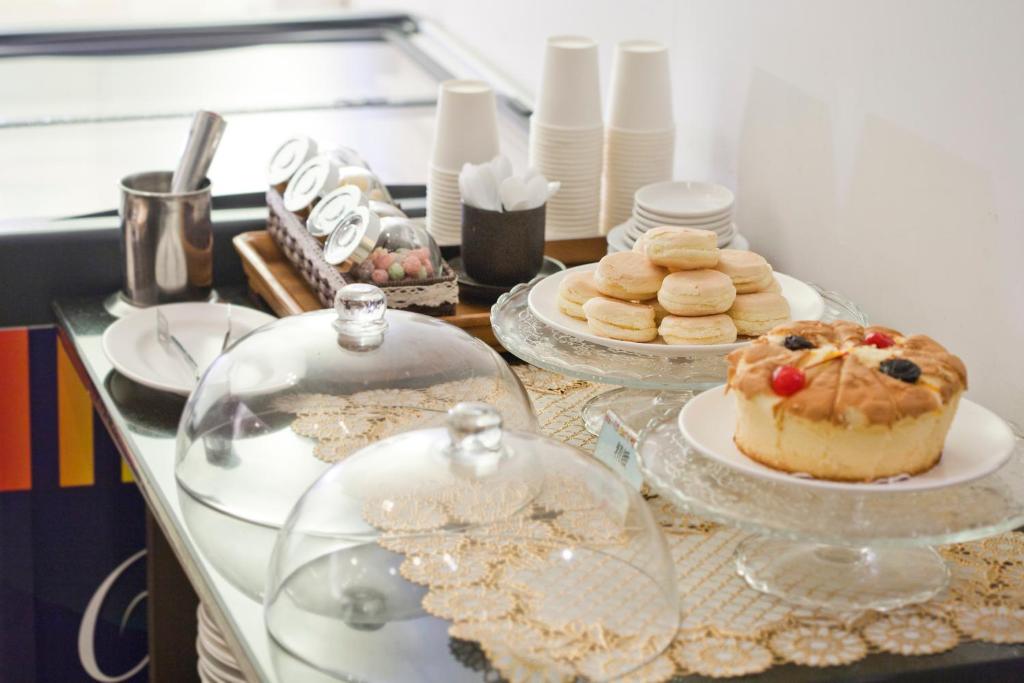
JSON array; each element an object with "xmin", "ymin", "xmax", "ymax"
[{"xmin": 459, "ymin": 155, "xmax": 559, "ymax": 212}]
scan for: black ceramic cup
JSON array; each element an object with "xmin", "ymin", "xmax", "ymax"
[{"xmin": 461, "ymin": 202, "xmax": 546, "ymax": 286}]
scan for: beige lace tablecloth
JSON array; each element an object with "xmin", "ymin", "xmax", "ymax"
[
  {"xmin": 516, "ymin": 367, "xmax": 1024, "ymax": 680},
  {"xmin": 283, "ymin": 365, "xmax": 1024, "ymax": 681}
]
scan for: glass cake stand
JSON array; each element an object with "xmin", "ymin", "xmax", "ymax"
[
  {"xmin": 491, "ymin": 280, "xmax": 866, "ymax": 434},
  {"xmin": 638, "ymin": 416, "xmax": 1024, "ymax": 611}
]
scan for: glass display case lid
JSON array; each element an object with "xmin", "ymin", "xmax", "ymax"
[
  {"xmin": 264, "ymin": 401, "xmax": 680, "ymax": 682},
  {"xmin": 174, "ymin": 284, "xmax": 536, "ymax": 531}
]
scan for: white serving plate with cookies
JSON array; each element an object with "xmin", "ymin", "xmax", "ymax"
[
  {"xmin": 527, "ymin": 264, "xmax": 826, "ymax": 357},
  {"xmin": 679, "ymin": 385, "xmax": 1016, "ymax": 492}
]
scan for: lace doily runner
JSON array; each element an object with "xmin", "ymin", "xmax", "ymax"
[
  {"xmin": 502, "ymin": 368, "xmax": 1024, "ymax": 680},
  {"xmin": 283, "ymin": 365, "xmax": 1024, "ymax": 681},
  {"xmin": 272, "ymin": 375, "xmax": 531, "ymax": 463}
]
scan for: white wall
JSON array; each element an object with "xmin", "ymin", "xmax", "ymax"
[{"xmin": 360, "ymin": 0, "xmax": 1024, "ymax": 423}]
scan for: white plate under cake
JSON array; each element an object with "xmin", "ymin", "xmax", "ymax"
[{"xmin": 677, "ymin": 320, "xmax": 1015, "ymax": 492}]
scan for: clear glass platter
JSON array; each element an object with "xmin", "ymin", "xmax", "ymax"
[
  {"xmin": 638, "ymin": 414, "xmax": 1024, "ymax": 611},
  {"xmin": 491, "ymin": 279, "xmax": 867, "ymax": 433}
]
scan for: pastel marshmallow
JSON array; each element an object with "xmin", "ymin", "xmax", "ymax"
[
  {"xmin": 641, "ymin": 226, "xmax": 719, "ymax": 270},
  {"xmin": 657, "ymin": 270, "xmax": 736, "ymax": 316},
  {"xmin": 582, "ymin": 296, "xmax": 657, "ymax": 342}
]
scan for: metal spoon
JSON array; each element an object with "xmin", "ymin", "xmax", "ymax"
[
  {"xmin": 156, "ymin": 308, "xmax": 199, "ymax": 382},
  {"xmin": 171, "ymin": 110, "xmax": 226, "ymax": 193}
]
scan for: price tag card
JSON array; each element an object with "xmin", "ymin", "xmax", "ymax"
[{"xmin": 592, "ymin": 410, "xmax": 643, "ymax": 491}]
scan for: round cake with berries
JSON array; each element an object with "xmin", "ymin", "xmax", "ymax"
[{"xmin": 725, "ymin": 321, "xmax": 967, "ymax": 482}]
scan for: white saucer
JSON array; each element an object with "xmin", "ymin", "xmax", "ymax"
[
  {"xmin": 625, "ymin": 219, "xmax": 738, "ymax": 248},
  {"xmin": 527, "ymin": 264, "xmax": 824, "ymax": 357},
  {"xmin": 625, "ymin": 220, "xmax": 646, "ymax": 241},
  {"xmin": 197, "ymin": 637, "xmax": 244, "ymax": 682},
  {"xmin": 102, "ymin": 302, "xmax": 277, "ymax": 396},
  {"xmin": 678, "ymin": 385, "xmax": 1016, "ymax": 493},
  {"xmin": 197, "ymin": 657, "xmax": 240, "ymax": 683},
  {"xmin": 716, "ymin": 222, "xmax": 738, "ymax": 246},
  {"xmin": 606, "ymin": 224, "xmax": 632, "ymax": 252},
  {"xmin": 634, "ymin": 214, "xmax": 733, "ymax": 234},
  {"xmin": 610, "ymin": 222, "xmax": 749, "ymax": 251},
  {"xmin": 634, "ymin": 207, "xmax": 733, "ymax": 228},
  {"xmin": 635, "ymin": 181, "xmax": 735, "ymax": 218},
  {"xmin": 727, "ymin": 232, "xmax": 749, "ymax": 250}
]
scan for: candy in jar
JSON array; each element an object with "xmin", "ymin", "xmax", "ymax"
[{"xmin": 349, "ymin": 217, "xmax": 442, "ymax": 284}]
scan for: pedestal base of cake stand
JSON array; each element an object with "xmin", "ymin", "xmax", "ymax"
[
  {"xmin": 734, "ymin": 536, "xmax": 950, "ymax": 612},
  {"xmin": 582, "ymin": 388, "xmax": 697, "ymax": 436}
]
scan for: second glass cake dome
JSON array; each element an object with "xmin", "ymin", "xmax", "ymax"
[
  {"xmin": 175, "ymin": 284, "xmax": 536, "ymax": 596},
  {"xmin": 265, "ymin": 402, "xmax": 679, "ymax": 682}
]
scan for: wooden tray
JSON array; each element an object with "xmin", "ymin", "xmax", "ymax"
[
  {"xmin": 543, "ymin": 236, "xmax": 608, "ymax": 267},
  {"xmin": 234, "ymin": 230, "xmax": 499, "ymax": 347}
]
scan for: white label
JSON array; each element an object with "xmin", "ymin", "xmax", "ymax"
[{"xmin": 592, "ymin": 410, "xmax": 643, "ymax": 491}]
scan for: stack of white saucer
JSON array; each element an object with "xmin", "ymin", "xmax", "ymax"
[
  {"xmin": 427, "ymin": 80, "xmax": 500, "ymax": 246},
  {"xmin": 601, "ymin": 40, "xmax": 675, "ymax": 234},
  {"xmin": 528, "ymin": 35, "xmax": 603, "ymax": 239},
  {"xmin": 196, "ymin": 602, "xmax": 245, "ymax": 683},
  {"xmin": 608, "ymin": 180, "xmax": 738, "ymax": 254}
]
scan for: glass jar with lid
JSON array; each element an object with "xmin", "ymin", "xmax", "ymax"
[
  {"xmin": 308, "ymin": 187, "xmax": 409, "ymax": 241},
  {"xmin": 323, "ymin": 212, "xmax": 444, "ymax": 285},
  {"xmin": 284, "ymin": 156, "xmax": 393, "ymax": 214},
  {"xmin": 265, "ymin": 400, "xmax": 679, "ymax": 682},
  {"xmin": 324, "ymin": 144, "xmax": 369, "ymax": 170},
  {"xmin": 267, "ymin": 136, "xmax": 319, "ymax": 192},
  {"xmin": 175, "ymin": 284, "xmax": 536, "ymax": 600}
]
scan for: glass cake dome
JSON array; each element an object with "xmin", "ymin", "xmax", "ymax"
[
  {"xmin": 175, "ymin": 284, "xmax": 536, "ymax": 599},
  {"xmin": 264, "ymin": 402, "xmax": 679, "ymax": 682}
]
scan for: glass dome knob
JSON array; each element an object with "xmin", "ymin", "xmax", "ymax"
[
  {"xmin": 333, "ymin": 284, "xmax": 388, "ymax": 349},
  {"xmin": 446, "ymin": 403, "xmax": 506, "ymax": 470}
]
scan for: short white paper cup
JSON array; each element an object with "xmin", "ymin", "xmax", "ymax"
[
  {"xmin": 534, "ymin": 35, "xmax": 603, "ymax": 129},
  {"xmin": 605, "ymin": 140, "xmax": 677, "ymax": 156},
  {"xmin": 431, "ymin": 80, "xmax": 501, "ymax": 172},
  {"xmin": 607, "ymin": 40, "xmax": 674, "ymax": 131},
  {"xmin": 531, "ymin": 117, "xmax": 605, "ymax": 139},
  {"xmin": 531, "ymin": 149, "xmax": 603, "ymax": 167},
  {"xmin": 531, "ymin": 141, "xmax": 604, "ymax": 159},
  {"xmin": 601, "ymin": 164, "xmax": 675, "ymax": 233},
  {"xmin": 606, "ymin": 124, "xmax": 677, "ymax": 141}
]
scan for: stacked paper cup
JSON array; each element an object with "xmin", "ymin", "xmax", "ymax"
[
  {"xmin": 528, "ymin": 36, "xmax": 603, "ymax": 239},
  {"xmin": 428, "ymin": 80, "xmax": 500, "ymax": 246},
  {"xmin": 601, "ymin": 40, "xmax": 675, "ymax": 234}
]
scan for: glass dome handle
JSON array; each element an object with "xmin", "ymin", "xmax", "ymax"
[
  {"xmin": 446, "ymin": 402, "xmax": 505, "ymax": 464},
  {"xmin": 333, "ymin": 284, "xmax": 388, "ymax": 349}
]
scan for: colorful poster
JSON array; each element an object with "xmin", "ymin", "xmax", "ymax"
[{"xmin": 1, "ymin": 328, "xmax": 148, "ymax": 682}]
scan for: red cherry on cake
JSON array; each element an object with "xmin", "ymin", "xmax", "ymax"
[
  {"xmin": 864, "ymin": 331, "xmax": 894, "ymax": 348},
  {"xmin": 771, "ymin": 365, "xmax": 805, "ymax": 396}
]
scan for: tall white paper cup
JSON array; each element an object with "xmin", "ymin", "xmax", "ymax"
[
  {"xmin": 607, "ymin": 40, "xmax": 674, "ymax": 131},
  {"xmin": 534, "ymin": 35, "xmax": 603, "ymax": 129},
  {"xmin": 431, "ymin": 80, "xmax": 501, "ymax": 172}
]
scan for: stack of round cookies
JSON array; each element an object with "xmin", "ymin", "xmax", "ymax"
[{"xmin": 558, "ymin": 227, "xmax": 790, "ymax": 345}]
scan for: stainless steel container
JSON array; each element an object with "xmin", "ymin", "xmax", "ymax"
[{"xmin": 119, "ymin": 171, "xmax": 213, "ymax": 306}]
